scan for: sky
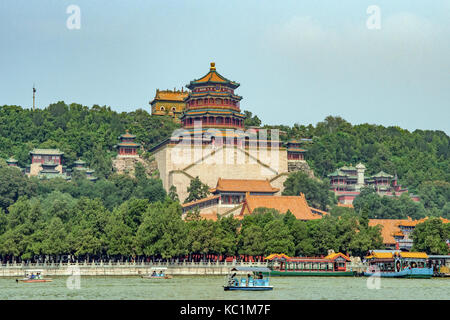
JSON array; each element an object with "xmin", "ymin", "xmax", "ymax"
[{"xmin": 1, "ymin": 0, "xmax": 449, "ymax": 133}]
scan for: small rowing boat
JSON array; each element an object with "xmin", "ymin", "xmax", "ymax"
[
  {"xmin": 16, "ymin": 270, "xmax": 53, "ymax": 283},
  {"xmin": 141, "ymin": 267, "xmax": 173, "ymax": 279},
  {"xmin": 223, "ymin": 267, "xmax": 273, "ymax": 291}
]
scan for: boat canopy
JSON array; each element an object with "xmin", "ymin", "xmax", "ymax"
[
  {"xmin": 366, "ymin": 251, "xmax": 428, "ymax": 260},
  {"xmin": 370, "ymin": 250, "xmax": 401, "ymax": 254},
  {"xmin": 323, "ymin": 252, "xmax": 351, "ymax": 261},
  {"xmin": 365, "ymin": 252, "xmax": 394, "ymax": 259},
  {"xmin": 399, "ymin": 252, "xmax": 428, "ymax": 259},
  {"xmin": 264, "ymin": 253, "xmax": 291, "ymax": 261},
  {"xmin": 149, "ymin": 267, "xmax": 168, "ymax": 270},
  {"xmin": 230, "ymin": 267, "xmax": 271, "ymax": 272},
  {"xmin": 428, "ymin": 255, "xmax": 450, "ymax": 259}
]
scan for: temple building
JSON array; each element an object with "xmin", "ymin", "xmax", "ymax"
[
  {"xmin": 286, "ymin": 139, "xmax": 309, "ymax": 173},
  {"xmin": 210, "ymin": 178, "xmax": 279, "ymax": 204},
  {"xmin": 182, "ymin": 178, "xmax": 278, "ymax": 217},
  {"xmin": 6, "ymin": 157, "xmax": 19, "ymax": 168},
  {"xmin": 37, "ymin": 162, "xmax": 70, "ymax": 180},
  {"xmin": 328, "ymin": 163, "xmax": 420, "ymax": 205},
  {"xmin": 6, "ymin": 149, "xmax": 96, "ymax": 181},
  {"xmin": 369, "ymin": 217, "xmax": 450, "ymax": 250},
  {"xmin": 72, "ymin": 159, "xmax": 98, "ymax": 181},
  {"xmin": 115, "ymin": 130, "xmax": 140, "ymax": 157},
  {"xmin": 150, "ymin": 88, "xmax": 189, "ymax": 121},
  {"xmin": 180, "ymin": 62, "xmax": 245, "ymax": 130},
  {"xmin": 150, "ymin": 62, "xmax": 312, "ymax": 203},
  {"xmin": 181, "ymin": 177, "xmax": 327, "ymax": 221},
  {"xmin": 29, "ymin": 149, "xmax": 64, "ymax": 176}
]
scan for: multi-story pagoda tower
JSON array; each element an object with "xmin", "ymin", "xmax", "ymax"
[
  {"xmin": 116, "ymin": 130, "xmax": 140, "ymax": 157},
  {"xmin": 180, "ymin": 62, "xmax": 246, "ymax": 131},
  {"xmin": 149, "ymin": 62, "xmax": 293, "ymax": 203}
]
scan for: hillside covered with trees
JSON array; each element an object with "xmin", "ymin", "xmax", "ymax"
[{"xmin": 0, "ymin": 103, "xmax": 449, "ymax": 259}]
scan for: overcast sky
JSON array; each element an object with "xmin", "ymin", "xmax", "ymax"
[{"xmin": 1, "ymin": 0, "xmax": 449, "ymax": 133}]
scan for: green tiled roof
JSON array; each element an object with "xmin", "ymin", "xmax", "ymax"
[
  {"xmin": 340, "ymin": 166, "xmax": 356, "ymax": 171},
  {"xmin": 372, "ymin": 171, "xmax": 394, "ymax": 178},
  {"xmin": 74, "ymin": 159, "xmax": 86, "ymax": 165},
  {"xmin": 117, "ymin": 142, "xmax": 140, "ymax": 147},
  {"xmin": 41, "ymin": 162, "xmax": 58, "ymax": 170},
  {"xmin": 328, "ymin": 170, "xmax": 347, "ymax": 177},
  {"xmin": 30, "ymin": 149, "xmax": 64, "ymax": 155}
]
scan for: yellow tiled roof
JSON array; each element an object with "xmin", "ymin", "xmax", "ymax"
[
  {"xmin": 210, "ymin": 178, "xmax": 278, "ymax": 193},
  {"xmin": 368, "ymin": 219, "xmax": 405, "ymax": 245},
  {"xmin": 241, "ymin": 193, "xmax": 323, "ymax": 221},
  {"xmin": 399, "ymin": 252, "xmax": 428, "ymax": 259},
  {"xmin": 264, "ymin": 253, "xmax": 291, "ymax": 260},
  {"xmin": 366, "ymin": 252, "xmax": 394, "ymax": 259},
  {"xmin": 196, "ymin": 71, "xmax": 228, "ymax": 83},
  {"xmin": 324, "ymin": 252, "xmax": 351, "ymax": 261},
  {"xmin": 153, "ymin": 90, "xmax": 188, "ymax": 102},
  {"xmin": 188, "ymin": 63, "xmax": 239, "ymax": 88},
  {"xmin": 369, "ymin": 217, "xmax": 450, "ymax": 245}
]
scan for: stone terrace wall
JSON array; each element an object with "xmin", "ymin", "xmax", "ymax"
[{"xmin": 0, "ymin": 261, "xmax": 268, "ymax": 277}]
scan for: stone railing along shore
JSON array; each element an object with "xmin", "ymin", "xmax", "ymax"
[
  {"xmin": 0, "ymin": 260, "xmax": 268, "ymax": 277},
  {"xmin": 0, "ymin": 260, "xmax": 367, "ymax": 277}
]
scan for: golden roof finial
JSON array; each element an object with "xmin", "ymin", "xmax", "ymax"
[{"xmin": 210, "ymin": 62, "xmax": 216, "ymax": 71}]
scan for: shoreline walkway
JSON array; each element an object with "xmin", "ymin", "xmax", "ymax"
[{"xmin": 0, "ymin": 260, "xmax": 366, "ymax": 276}]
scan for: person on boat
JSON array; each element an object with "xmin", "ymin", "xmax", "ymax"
[
  {"xmin": 29, "ymin": 273, "xmax": 35, "ymax": 280},
  {"xmin": 159, "ymin": 271, "xmax": 163, "ymax": 277},
  {"xmin": 151, "ymin": 271, "xmax": 157, "ymax": 276},
  {"xmin": 247, "ymin": 274, "xmax": 252, "ymax": 286},
  {"xmin": 228, "ymin": 272, "xmax": 238, "ymax": 286}
]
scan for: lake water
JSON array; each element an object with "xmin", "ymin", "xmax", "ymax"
[{"xmin": 1, "ymin": 276, "xmax": 449, "ymax": 300}]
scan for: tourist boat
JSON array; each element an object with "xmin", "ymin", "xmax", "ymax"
[
  {"xmin": 265, "ymin": 253, "xmax": 356, "ymax": 276},
  {"xmin": 16, "ymin": 270, "xmax": 53, "ymax": 283},
  {"xmin": 141, "ymin": 267, "xmax": 173, "ymax": 279},
  {"xmin": 364, "ymin": 251, "xmax": 433, "ymax": 279},
  {"xmin": 223, "ymin": 267, "xmax": 273, "ymax": 291},
  {"xmin": 428, "ymin": 255, "xmax": 450, "ymax": 277}
]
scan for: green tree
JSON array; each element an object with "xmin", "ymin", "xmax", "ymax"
[
  {"xmin": 283, "ymin": 171, "xmax": 336, "ymax": 210},
  {"xmin": 40, "ymin": 217, "xmax": 69, "ymax": 257},
  {"xmin": 411, "ymin": 218, "xmax": 449, "ymax": 255},
  {"xmin": 238, "ymin": 225, "xmax": 265, "ymax": 256},
  {"xmin": 103, "ymin": 210, "xmax": 134, "ymax": 259},
  {"xmin": 168, "ymin": 185, "xmax": 179, "ymax": 202},
  {"xmin": 263, "ymin": 220, "xmax": 294, "ymax": 256},
  {"xmin": 243, "ymin": 110, "xmax": 262, "ymax": 127},
  {"xmin": 135, "ymin": 200, "xmax": 187, "ymax": 258},
  {"xmin": 184, "ymin": 177, "xmax": 210, "ymax": 203},
  {"xmin": 0, "ymin": 166, "xmax": 36, "ymax": 212}
]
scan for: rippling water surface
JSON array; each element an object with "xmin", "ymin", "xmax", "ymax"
[{"xmin": 1, "ymin": 276, "xmax": 449, "ymax": 300}]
